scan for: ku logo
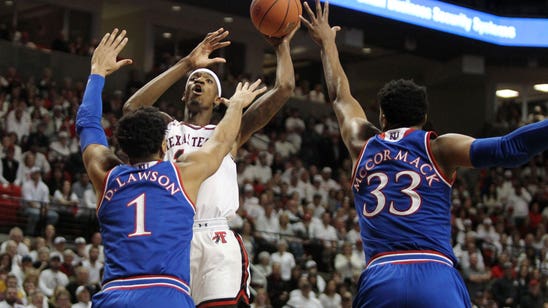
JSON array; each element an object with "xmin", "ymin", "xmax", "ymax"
[
  {"xmin": 212, "ymin": 231, "xmax": 227, "ymax": 244},
  {"xmin": 389, "ymin": 131, "xmax": 400, "ymax": 140}
]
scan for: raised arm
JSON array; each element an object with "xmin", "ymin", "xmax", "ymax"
[
  {"xmin": 76, "ymin": 29, "xmax": 131, "ymax": 192},
  {"xmin": 301, "ymin": 0, "xmax": 379, "ymax": 162},
  {"xmin": 431, "ymin": 119, "xmax": 548, "ymax": 177},
  {"xmin": 238, "ymin": 25, "xmax": 299, "ymax": 148},
  {"xmin": 178, "ymin": 80, "xmax": 267, "ymax": 202},
  {"xmin": 122, "ymin": 28, "xmax": 230, "ymax": 115}
]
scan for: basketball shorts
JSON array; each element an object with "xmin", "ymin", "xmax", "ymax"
[
  {"xmin": 191, "ymin": 218, "xmax": 250, "ymax": 307},
  {"xmin": 354, "ymin": 251, "xmax": 471, "ymax": 308},
  {"xmin": 92, "ymin": 275, "xmax": 194, "ymax": 307}
]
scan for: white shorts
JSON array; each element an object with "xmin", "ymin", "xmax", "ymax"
[{"xmin": 190, "ymin": 218, "xmax": 250, "ymax": 307}]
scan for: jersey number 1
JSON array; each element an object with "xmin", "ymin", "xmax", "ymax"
[{"xmin": 127, "ymin": 193, "xmax": 152, "ymax": 237}]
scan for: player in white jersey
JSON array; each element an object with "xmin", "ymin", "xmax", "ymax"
[{"xmin": 123, "ymin": 26, "xmax": 298, "ymax": 307}]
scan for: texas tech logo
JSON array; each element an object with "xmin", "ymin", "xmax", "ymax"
[{"xmin": 212, "ymin": 231, "xmax": 227, "ymax": 244}]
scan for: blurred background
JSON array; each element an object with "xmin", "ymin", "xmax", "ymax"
[{"xmin": 0, "ymin": 1, "xmax": 546, "ymax": 307}]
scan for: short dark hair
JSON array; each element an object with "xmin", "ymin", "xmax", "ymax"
[
  {"xmin": 377, "ymin": 79, "xmax": 428, "ymax": 129},
  {"xmin": 115, "ymin": 107, "xmax": 167, "ymax": 160}
]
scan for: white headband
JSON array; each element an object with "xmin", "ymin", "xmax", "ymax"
[{"xmin": 187, "ymin": 68, "xmax": 222, "ymax": 97}]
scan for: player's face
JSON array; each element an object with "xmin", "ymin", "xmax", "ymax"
[{"xmin": 183, "ymin": 72, "xmax": 219, "ymax": 111}]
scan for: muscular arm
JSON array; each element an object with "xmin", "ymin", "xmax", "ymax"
[
  {"xmin": 301, "ymin": 1, "xmax": 379, "ymax": 162},
  {"xmin": 77, "ymin": 29, "xmax": 129, "ymax": 195},
  {"xmin": 321, "ymin": 40, "xmax": 379, "ymax": 161},
  {"xmin": 238, "ymin": 28, "xmax": 297, "ymax": 148},
  {"xmin": 122, "ymin": 58, "xmax": 193, "ymax": 116},
  {"xmin": 431, "ymin": 119, "xmax": 548, "ymax": 177}
]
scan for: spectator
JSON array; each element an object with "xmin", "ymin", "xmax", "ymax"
[
  {"xmin": 71, "ymin": 286, "xmax": 91, "ymax": 308},
  {"xmin": 491, "ymin": 262, "xmax": 518, "ymax": 308},
  {"xmin": 0, "ymin": 286, "xmax": 25, "ymax": 308},
  {"xmin": 308, "ymin": 83, "xmax": 325, "ymax": 103},
  {"xmin": 5, "ymin": 102, "xmax": 31, "ymax": 142},
  {"xmin": 518, "ymin": 279, "xmax": 544, "ymax": 308},
  {"xmin": 80, "ymin": 247, "xmax": 102, "ymax": 285},
  {"xmin": 0, "ymin": 146, "xmax": 19, "ymax": 184},
  {"xmin": 22, "ymin": 167, "xmax": 55, "ymax": 236},
  {"xmin": 251, "ymin": 251, "xmax": 271, "ymax": 289},
  {"xmin": 318, "ymin": 279, "xmax": 342, "ymax": 308},
  {"xmin": 71, "ymin": 173, "xmax": 92, "ymax": 207},
  {"xmin": 462, "ymin": 251, "xmax": 492, "ymax": 297},
  {"xmin": 250, "ymin": 287, "xmax": 272, "ymax": 308},
  {"xmin": 38, "ymin": 255, "xmax": 69, "ymax": 298},
  {"xmin": 267, "ymin": 262, "xmax": 289, "ymax": 307},
  {"xmin": 334, "ymin": 242, "xmax": 363, "ymax": 283},
  {"xmin": 0, "ymin": 227, "xmax": 29, "ymax": 257},
  {"xmin": 270, "ymin": 239, "xmax": 296, "ymax": 282},
  {"xmin": 84, "ymin": 233, "xmax": 104, "ymax": 264},
  {"xmin": 284, "ymin": 276, "xmax": 322, "ymax": 308},
  {"xmin": 48, "ymin": 131, "xmax": 77, "ymax": 162}
]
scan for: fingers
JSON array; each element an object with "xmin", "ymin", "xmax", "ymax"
[
  {"xmin": 323, "ymin": 1, "xmax": 329, "ymax": 19},
  {"xmin": 236, "ymin": 82, "xmax": 243, "ymax": 92},
  {"xmin": 99, "ymin": 32, "xmax": 110, "ymax": 47},
  {"xmin": 116, "ymin": 58, "xmax": 133, "ymax": 69},
  {"xmin": 248, "ymin": 79, "xmax": 262, "ymax": 91},
  {"xmin": 285, "ymin": 22, "xmax": 301, "ymax": 40},
  {"xmin": 303, "ymin": 2, "xmax": 316, "ymax": 22},
  {"xmin": 212, "ymin": 41, "xmax": 231, "ymax": 50},
  {"xmin": 210, "ymin": 57, "xmax": 227, "ymax": 64},
  {"xmin": 106, "ymin": 28, "xmax": 119, "ymax": 46},
  {"xmin": 315, "ymin": 0, "xmax": 322, "ymax": 17},
  {"xmin": 332, "ymin": 26, "xmax": 341, "ymax": 32},
  {"xmin": 113, "ymin": 29, "xmax": 127, "ymax": 49},
  {"xmin": 299, "ymin": 15, "xmax": 312, "ymax": 29},
  {"xmin": 254, "ymin": 86, "xmax": 268, "ymax": 96}
]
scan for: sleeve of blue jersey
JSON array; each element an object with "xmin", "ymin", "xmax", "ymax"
[
  {"xmin": 470, "ymin": 119, "xmax": 548, "ymax": 168},
  {"xmin": 76, "ymin": 74, "xmax": 108, "ymax": 151}
]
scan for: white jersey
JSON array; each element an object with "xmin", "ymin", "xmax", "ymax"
[{"xmin": 164, "ymin": 120, "xmax": 239, "ymax": 220}]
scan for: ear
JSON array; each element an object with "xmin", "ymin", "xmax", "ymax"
[
  {"xmin": 161, "ymin": 139, "xmax": 167, "ymax": 157},
  {"xmin": 213, "ymin": 96, "xmax": 223, "ymax": 107}
]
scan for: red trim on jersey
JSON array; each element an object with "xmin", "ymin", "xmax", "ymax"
[
  {"xmin": 171, "ymin": 162, "xmax": 196, "ymax": 212},
  {"xmin": 425, "ymin": 131, "xmax": 455, "ymax": 185},
  {"xmin": 350, "ymin": 137, "xmax": 373, "ymax": 187},
  {"xmin": 96, "ymin": 168, "xmax": 115, "ymax": 214},
  {"xmin": 367, "ymin": 249, "xmax": 451, "ymax": 266},
  {"xmin": 196, "ymin": 233, "xmax": 250, "ymax": 308}
]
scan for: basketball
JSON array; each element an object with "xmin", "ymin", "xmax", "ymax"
[{"xmin": 250, "ymin": 0, "xmax": 302, "ymax": 38}]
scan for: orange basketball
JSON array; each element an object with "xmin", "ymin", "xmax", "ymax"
[{"xmin": 250, "ymin": 0, "xmax": 302, "ymax": 38}]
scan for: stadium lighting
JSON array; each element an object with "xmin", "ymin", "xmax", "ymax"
[
  {"xmin": 223, "ymin": 17, "xmax": 234, "ymax": 23},
  {"xmin": 496, "ymin": 89, "xmax": 519, "ymax": 98},
  {"xmin": 162, "ymin": 32, "xmax": 172, "ymax": 39},
  {"xmin": 362, "ymin": 47, "xmax": 372, "ymax": 54},
  {"xmin": 533, "ymin": 84, "xmax": 548, "ymax": 92},
  {"xmin": 171, "ymin": 5, "xmax": 181, "ymax": 11}
]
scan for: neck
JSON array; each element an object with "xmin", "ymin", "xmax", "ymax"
[
  {"xmin": 185, "ymin": 110, "xmax": 212, "ymax": 126},
  {"xmin": 128, "ymin": 155, "xmax": 161, "ymax": 165}
]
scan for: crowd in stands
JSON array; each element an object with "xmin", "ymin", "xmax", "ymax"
[{"xmin": 0, "ymin": 55, "xmax": 546, "ymax": 307}]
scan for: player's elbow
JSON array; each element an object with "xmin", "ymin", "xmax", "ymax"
[
  {"xmin": 122, "ymin": 101, "xmax": 137, "ymax": 115},
  {"xmin": 274, "ymin": 80, "xmax": 295, "ymax": 99}
]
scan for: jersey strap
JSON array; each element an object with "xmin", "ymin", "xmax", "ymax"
[{"xmin": 102, "ymin": 275, "xmax": 190, "ymax": 295}]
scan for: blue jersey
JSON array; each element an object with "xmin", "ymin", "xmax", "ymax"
[
  {"xmin": 351, "ymin": 128, "xmax": 456, "ymax": 264},
  {"xmin": 97, "ymin": 161, "xmax": 195, "ymax": 290}
]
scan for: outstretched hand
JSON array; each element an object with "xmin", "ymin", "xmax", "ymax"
[
  {"xmin": 187, "ymin": 28, "xmax": 231, "ymax": 68},
  {"xmin": 300, "ymin": 0, "xmax": 341, "ymax": 47},
  {"xmin": 91, "ymin": 28, "xmax": 133, "ymax": 77},
  {"xmin": 221, "ymin": 79, "xmax": 267, "ymax": 109}
]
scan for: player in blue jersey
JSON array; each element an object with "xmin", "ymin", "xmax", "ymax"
[
  {"xmin": 75, "ymin": 28, "xmax": 266, "ymax": 307},
  {"xmin": 300, "ymin": 1, "xmax": 548, "ymax": 307}
]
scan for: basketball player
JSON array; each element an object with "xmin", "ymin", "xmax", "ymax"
[
  {"xmin": 300, "ymin": 1, "xmax": 548, "ymax": 307},
  {"xmin": 76, "ymin": 28, "xmax": 266, "ymax": 307},
  {"xmin": 123, "ymin": 26, "xmax": 298, "ymax": 307}
]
